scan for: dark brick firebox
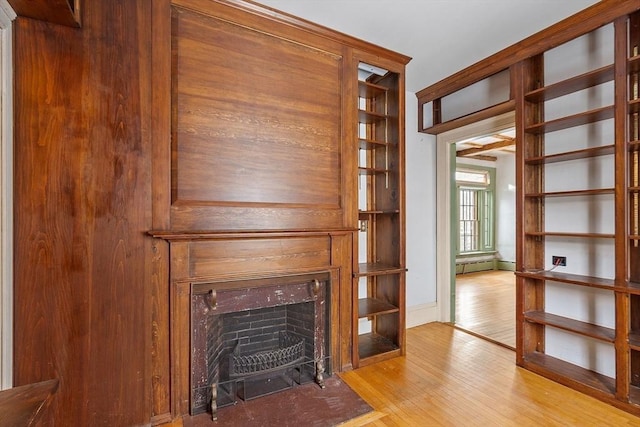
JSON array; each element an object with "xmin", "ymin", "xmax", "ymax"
[{"xmin": 190, "ymin": 273, "xmax": 330, "ymax": 417}]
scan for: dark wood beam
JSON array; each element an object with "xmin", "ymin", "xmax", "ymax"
[
  {"xmin": 462, "ymin": 154, "xmax": 498, "ymax": 162},
  {"xmin": 457, "ymin": 137, "xmax": 515, "ymax": 157}
]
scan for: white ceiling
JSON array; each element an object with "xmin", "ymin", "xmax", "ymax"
[{"xmin": 255, "ymin": 0, "xmax": 600, "ymax": 93}]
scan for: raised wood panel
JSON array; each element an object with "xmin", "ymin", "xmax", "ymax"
[
  {"xmin": 171, "ymin": 6, "xmax": 345, "ymax": 231},
  {"xmin": 186, "ymin": 237, "xmax": 331, "ymax": 280},
  {"xmin": 171, "ymin": 281, "xmax": 192, "ymax": 416},
  {"xmin": 330, "ymin": 233, "xmax": 354, "ymax": 371},
  {"xmin": 168, "ymin": 205, "xmax": 346, "ymax": 231},
  {"xmin": 151, "ymin": 239, "xmax": 171, "ymax": 422}
]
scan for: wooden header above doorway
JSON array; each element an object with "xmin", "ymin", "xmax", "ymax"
[{"xmin": 416, "ymin": 0, "xmax": 640, "ymax": 134}]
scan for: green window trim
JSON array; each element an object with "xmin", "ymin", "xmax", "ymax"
[{"xmin": 455, "ymin": 164, "xmax": 496, "ymax": 255}]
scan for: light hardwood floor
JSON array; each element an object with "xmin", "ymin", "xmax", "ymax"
[
  {"xmin": 340, "ymin": 322, "xmax": 640, "ymax": 426},
  {"xmin": 455, "ymin": 270, "xmax": 515, "ymax": 348}
]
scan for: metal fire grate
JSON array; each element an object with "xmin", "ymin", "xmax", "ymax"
[{"xmin": 229, "ymin": 332, "xmax": 305, "ymax": 378}]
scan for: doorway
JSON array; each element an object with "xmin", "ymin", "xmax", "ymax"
[
  {"xmin": 453, "ymin": 129, "xmax": 515, "ymax": 348},
  {"xmin": 435, "ymin": 113, "xmax": 516, "ymax": 349}
]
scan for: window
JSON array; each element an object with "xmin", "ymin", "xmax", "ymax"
[{"xmin": 456, "ymin": 166, "xmax": 495, "ymax": 254}]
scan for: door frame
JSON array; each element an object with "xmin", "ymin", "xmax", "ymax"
[
  {"xmin": 435, "ymin": 112, "xmax": 514, "ymax": 323},
  {"xmin": 0, "ymin": 0, "xmax": 15, "ymax": 390}
]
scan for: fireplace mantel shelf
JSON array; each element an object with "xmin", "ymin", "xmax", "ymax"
[{"xmin": 149, "ymin": 228, "xmax": 357, "ymax": 241}]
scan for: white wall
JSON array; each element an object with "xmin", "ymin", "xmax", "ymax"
[
  {"xmin": 255, "ymin": 0, "xmax": 600, "ymax": 94},
  {"xmin": 441, "ymin": 70, "xmax": 510, "ymax": 123},
  {"xmin": 495, "ymin": 153, "xmax": 515, "ymax": 263},
  {"xmin": 0, "ymin": 0, "xmax": 16, "ymax": 389},
  {"xmin": 405, "ymin": 92, "xmax": 438, "ymax": 327},
  {"xmin": 0, "ymin": 0, "xmax": 14, "ymax": 390}
]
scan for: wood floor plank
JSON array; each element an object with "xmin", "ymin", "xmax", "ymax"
[
  {"xmin": 340, "ymin": 322, "xmax": 640, "ymax": 426},
  {"xmin": 455, "ymin": 270, "xmax": 516, "ymax": 348}
]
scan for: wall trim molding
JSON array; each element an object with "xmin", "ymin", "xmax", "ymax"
[
  {"xmin": 435, "ymin": 112, "xmax": 515, "ymax": 323},
  {"xmin": 0, "ymin": 0, "xmax": 15, "ymax": 390},
  {"xmin": 406, "ymin": 302, "xmax": 438, "ymax": 328}
]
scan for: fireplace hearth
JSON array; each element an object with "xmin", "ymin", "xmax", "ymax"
[{"xmin": 190, "ymin": 274, "xmax": 331, "ymax": 419}]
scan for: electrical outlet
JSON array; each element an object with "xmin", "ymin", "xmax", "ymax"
[{"xmin": 552, "ymin": 256, "xmax": 566, "ymax": 267}]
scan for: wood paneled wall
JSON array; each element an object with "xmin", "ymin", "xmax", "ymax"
[
  {"xmin": 9, "ymin": 0, "xmax": 409, "ymax": 424},
  {"xmin": 170, "ymin": 5, "xmax": 347, "ymax": 231},
  {"xmin": 152, "ymin": 2, "xmax": 359, "ymax": 420},
  {"xmin": 12, "ymin": 1, "xmax": 153, "ymax": 425}
]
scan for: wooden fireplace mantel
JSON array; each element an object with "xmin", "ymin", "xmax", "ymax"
[
  {"xmin": 157, "ymin": 232, "xmax": 351, "ymax": 419},
  {"xmin": 148, "ymin": 0, "xmax": 409, "ymax": 423},
  {"xmin": 149, "ymin": 229, "xmax": 357, "ymax": 241}
]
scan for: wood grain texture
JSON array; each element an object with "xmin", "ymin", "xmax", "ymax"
[
  {"xmin": 170, "ymin": 0, "xmax": 411, "ymax": 67},
  {"xmin": 171, "ymin": 5, "xmax": 345, "ymax": 231},
  {"xmin": 187, "ymin": 237, "xmax": 331, "ymax": 280},
  {"xmin": 455, "ymin": 270, "xmax": 515, "ymax": 348},
  {"xmin": 0, "ymin": 379, "xmax": 58, "ymax": 426},
  {"xmin": 160, "ymin": 323, "xmax": 640, "ymax": 426},
  {"xmin": 10, "ymin": 0, "xmax": 408, "ymax": 423},
  {"xmin": 151, "ymin": 0, "xmax": 173, "ymax": 418},
  {"xmin": 7, "ymin": 0, "xmax": 80, "ymax": 27},
  {"xmin": 339, "ymin": 323, "xmax": 640, "ymax": 426},
  {"xmin": 12, "ymin": 1, "xmax": 153, "ymax": 425}
]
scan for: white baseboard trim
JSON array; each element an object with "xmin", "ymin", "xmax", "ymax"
[{"xmin": 406, "ymin": 302, "xmax": 438, "ymax": 328}]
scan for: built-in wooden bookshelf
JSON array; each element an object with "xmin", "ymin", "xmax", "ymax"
[
  {"xmin": 416, "ymin": 1, "xmax": 640, "ymax": 418},
  {"xmin": 353, "ymin": 58, "xmax": 406, "ymax": 367},
  {"xmin": 514, "ymin": 11, "xmax": 640, "ymax": 415}
]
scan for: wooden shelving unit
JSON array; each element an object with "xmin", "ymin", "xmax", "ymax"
[
  {"xmin": 415, "ymin": 1, "xmax": 640, "ymax": 418},
  {"xmin": 353, "ymin": 60, "xmax": 406, "ymax": 368},
  {"xmin": 525, "ymin": 106, "xmax": 615, "ymax": 134},
  {"xmin": 523, "ymin": 64, "xmax": 615, "ymax": 102},
  {"xmin": 523, "ymin": 310, "xmax": 616, "ymax": 342},
  {"xmin": 525, "ymin": 188, "xmax": 615, "ymax": 198},
  {"xmin": 517, "ymin": 270, "xmax": 616, "ymax": 291},
  {"xmin": 515, "ymin": 12, "xmax": 640, "ymax": 414},
  {"xmin": 524, "ymin": 145, "xmax": 615, "ymax": 164}
]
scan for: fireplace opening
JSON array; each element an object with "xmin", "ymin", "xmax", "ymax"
[{"xmin": 190, "ymin": 274, "xmax": 331, "ymax": 418}]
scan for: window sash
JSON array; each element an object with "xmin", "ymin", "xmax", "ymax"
[{"xmin": 457, "ymin": 186, "xmax": 494, "ymax": 254}]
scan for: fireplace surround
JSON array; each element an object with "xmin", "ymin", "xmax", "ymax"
[
  {"xmin": 190, "ymin": 273, "xmax": 331, "ymax": 418},
  {"xmin": 151, "ymin": 230, "xmax": 354, "ymax": 423}
]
